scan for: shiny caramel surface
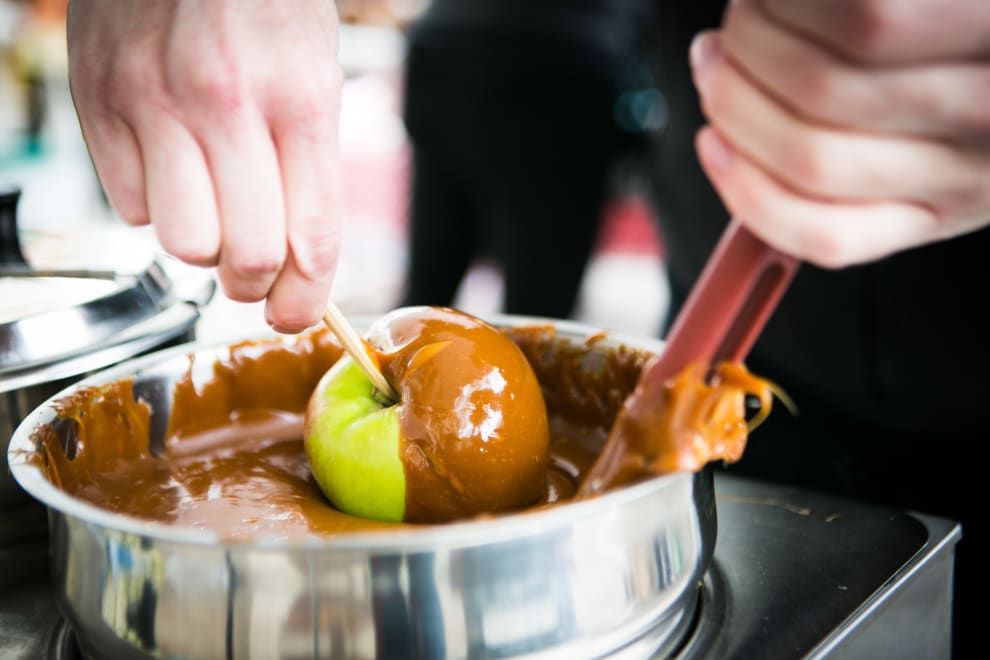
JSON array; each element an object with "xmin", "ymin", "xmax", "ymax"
[
  {"xmin": 33, "ymin": 325, "xmax": 650, "ymax": 539},
  {"xmin": 370, "ymin": 307, "xmax": 550, "ymax": 522}
]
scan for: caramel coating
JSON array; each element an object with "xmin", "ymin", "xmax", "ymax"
[{"xmin": 370, "ymin": 307, "xmax": 551, "ymax": 523}]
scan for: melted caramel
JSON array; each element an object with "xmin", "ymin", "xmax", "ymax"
[
  {"xmin": 32, "ymin": 326, "xmax": 641, "ymax": 538},
  {"xmin": 578, "ymin": 361, "xmax": 776, "ymax": 497},
  {"xmin": 31, "ymin": 320, "xmax": 774, "ymax": 540}
]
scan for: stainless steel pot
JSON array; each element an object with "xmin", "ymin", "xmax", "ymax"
[{"xmin": 8, "ymin": 318, "xmax": 716, "ymax": 660}]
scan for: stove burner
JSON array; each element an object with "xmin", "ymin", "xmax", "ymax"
[
  {"xmin": 603, "ymin": 563, "xmax": 727, "ymax": 659},
  {"xmin": 41, "ymin": 577, "xmax": 722, "ymax": 660},
  {"xmin": 46, "ymin": 617, "xmax": 86, "ymax": 660},
  {"xmin": 670, "ymin": 562, "xmax": 729, "ymax": 658}
]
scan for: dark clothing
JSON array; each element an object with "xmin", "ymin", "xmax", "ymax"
[
  {"xmin": 402, "ymin": 1, "xmax": 983, "ymax": 654},
  {"xmin": 400, "ymin": 0, "xmax": 657, "ymax": 317},
  {"xmin": 410, "ymin": 0, "xmax": 654, "ymax": 83},
  {"xmin": 650, "ymin": 3, "xmax": 986, "ymax": 655}
]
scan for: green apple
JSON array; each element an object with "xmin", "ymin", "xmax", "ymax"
[
  {"xmin": 304, "ymin": 355, "xmax": 406, "ymax": 522},
  {"xmin": 304, "ymin": 306, "xmax": 550, "ymax": 524}
]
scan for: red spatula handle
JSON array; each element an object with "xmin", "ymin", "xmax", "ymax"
[{"xmin": 644, "ymin": 219, "xmax": 800, "ymax": 387}]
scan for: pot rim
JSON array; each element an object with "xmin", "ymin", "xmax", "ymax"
[{"xmin": 8, "ymin": 314, "xmax": 688, "ymax": 553}]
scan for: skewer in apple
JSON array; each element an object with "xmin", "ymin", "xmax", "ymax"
[{"xmin": 306, "ymin": 306, "xmax": 550, "ymax": 523}]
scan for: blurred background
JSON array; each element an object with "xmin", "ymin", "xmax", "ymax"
[{"xmin": 0, "ymin": 0, "xmax": 669, "ymax": 343}]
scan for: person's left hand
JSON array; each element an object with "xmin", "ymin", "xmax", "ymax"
[{"xmin": 691, "ymin": 0, "xmax": 990, "ymax": 267}]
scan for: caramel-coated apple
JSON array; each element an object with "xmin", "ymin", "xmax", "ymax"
[{"xmin": 304, "ymin": 306, "xmax": 550, "ymax": 523}]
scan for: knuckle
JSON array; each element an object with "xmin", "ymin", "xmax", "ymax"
[
  {"xmin": 914, "ymin": 91, "xmax": 950, "ymax": 132},
  {"xmin": 800, "ymin": 226, "xmax": 857, "ymax": 269},
  {"xmin": 165, "ymin": 238, "xmax": 219, "ymax": 268},
  {"xmin": 287, "ymin": 96, "xmax": 336, "ymax": 128},
  {"xmin": 274, "ymin": 75, "xmax": 342, "ymax": 132},
  {"xmin": 104, "ymin": 54, "xmax": 160, "ymax": 113},
  {"xmin": 789, "ymin": 68, "xmax": 842, "ymax": 121},
  {"xmin": 218, "ymin": 280, "xmax": 264, "ymax": 304},
  {"xmin": 701, "ymin": 70, "xmax": 735, "ymax": 120},
  {"xmin": 836, "ymin": 0, "xmax": 896, "ymax": 63},
  {"xmin": 961, "ymin": 74, "xmax": 990, "ymax": 132},
  {"xmin": 217, "ymin": 265, "xmax": 278, "ymax": 303},
  {"xmin": 783, "ymin": 137, "xmax": 842, "ymax": 196},
  {"xmin": 939, "ymin": 179, "xmax": 986, "ymax": 219},
  {"xmin": 728, "ymin": 177, "xmax": 857, "ymax": 270},
  {"xmin": 289, "ymin": 219, "xmax": 340, "ymax": 281},
  {"xmin": 226, "ymin": 248, "xmax": 284, "ymax": 280},
  {"xmin": 723, "ymin": 172, "xmax": 765, "ymax": 221},
  {"xmin": 169, "ymin": 58, "xmax": 245, "ymax": 116},
  {"xmin": 69, "ymin": 58, "xmax": 107, "ymax": 105}
]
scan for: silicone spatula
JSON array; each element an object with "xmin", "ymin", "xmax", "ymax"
[{"xmin": 579, "ymin": 218, "xmax": 800, "ymax": 496}]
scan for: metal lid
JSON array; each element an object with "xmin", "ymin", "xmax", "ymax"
[
  {"xmin": 0, "ymin": 261, "xmax": 177, "ymax": 373},
  {"xmin": 0, "ymin": 184, "xmax": 213, "ymax": 378}
]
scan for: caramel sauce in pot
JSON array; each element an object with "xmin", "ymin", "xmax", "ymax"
[{"xmin": 32, "ymin": 326, "xmax": 648, "ymax": 539}]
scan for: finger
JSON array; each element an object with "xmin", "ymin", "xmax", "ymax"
[
  {"xmin": 200, "ymin": 113, "xmax": 287, "ymax": 303},
  {"xmin": 691, "ymin": 32, "xmax": 987, "ymax": 212},
  {"xmin": 723, "ymin": 1, "xmax": 990, "ymax": 138},
  {"xmin": 265, "ymin": 252, "xmax": 335, "ymax": 334},
  {"xmin": 695, "ymin": 126, "xmax": 940, "ymax": 268},
  {"xmin": 74, "ymin": 111, "xmax": 149, "ymax": 226},
  {"xmin": 266, "ymin": 92, "xmax": 342, "ymax": 333},
  {"xmin": 759, "ymin": 0, "xmax": 990, "ymax": 65},
  {"xmin": 132, "ymin": 115, "xmax": 221, "ymax": 267}
]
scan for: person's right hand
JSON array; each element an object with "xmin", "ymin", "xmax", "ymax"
[{"xmin": 67, "ymin": 0, "xmax": 343, "ymax": 333}]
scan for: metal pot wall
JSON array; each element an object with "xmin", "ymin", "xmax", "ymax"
[
  {"xmin": 2, "ymin": 375, "xmax": 70, "ymax": 507},
  {"xmin": 7, "ymin": 318, "xmax": 717, "ymax": 660}
]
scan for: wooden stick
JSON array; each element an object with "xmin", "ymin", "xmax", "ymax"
[{"xmin": 322, "ymin": 302, "xmax": 398, "ymax": 404}]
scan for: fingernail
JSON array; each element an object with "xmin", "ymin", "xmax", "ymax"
[
  {"xmin": 689, "ymin": 31, "xmax": 722, "ymax": 94},
  {"xmin": 699, "ymin": 128, "xmax": 734, "ymax": 175}
]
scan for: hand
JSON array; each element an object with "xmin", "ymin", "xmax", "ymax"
[
  {"xmin": 67, "ymin": 0, "xmax": 343, "ymax": 332},
  {"xmin": 690, "ymin": 0, "xmax": 990, "ymax": 268}
]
